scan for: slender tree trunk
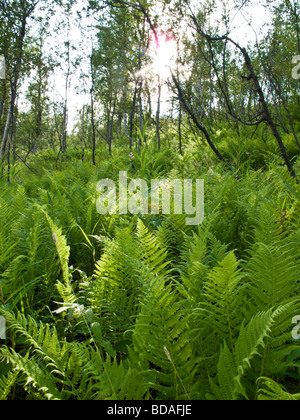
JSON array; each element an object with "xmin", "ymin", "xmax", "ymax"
[
  {"xmin": 0, "ymin": 79, "xmax": 6, "ymax": 123},
  {"xmin": 34, "ymin": 66, "xmax": 43, "ymax": 152},
  {"xmin": 137, "ymin": 15, "xmax": 146, "ymax": 150},
  {"xmin": 7, "ymin": 118, "xmax": 14, "ymax": 182},
  {"xmin": 108, "ymin": 94, "xmax": 117, "ymax": 155},
  {"xmin": 0, "ymin": 10, "xmax": 27, "ymax": 162},
  {"xmin": 80, "ymin": 105, "xmax": 87, "ymax": 161},
  {"xmin": 156, "ymin": 74, "xmax": 162, "ymax": 151},
  {"xmin": 91, "ymin": 94, "xmax": 96, "ymax": 165},
  {"xmin": 62, "ymin": 105, "xmax": 67, "ymax": 154},
  {"xmin": 123, "ymin": 111, "xmax": 129, "ymax": 140},
  {"xmin": 178, "ymin": 101, "xmax": 182, "ymax": 155},
  {"xmin": 187, "ymin": 6, "xmax": 298, "ymax": 180},
  {"xmin": 1, "ymin": 96, "xmax": 13, "ymax": 163},
  {"xmin": 7, "ymin": 139, "xmax": 11, "ymax": 182},
  {"xmin": 240, "ymin": 46, "xmax": 298, "ymax": 181},
  {"xmin": 90, "ymin": 48, "xmax": 96, "ymax": 165},
  {"xmin": 62, "ymin": 94, "xmax": 68, "ymax": 155},
  {"xmin": 129, "ymin": 82, "xmax": 138, "ymax": 150},
  {"xmin": 62, "ymin": 41, "xmax": 71, "ymax": 155},
  {"xmin": 171, "ymin": 71, "xmax": 232, "ymax": 169},
  {"xmin": 138, "ymin": 76, "xmax": 144, "ymax": 148},
  {"xmin": 54, "ymin": 105, "xmax": 63, "ymax": 154}
]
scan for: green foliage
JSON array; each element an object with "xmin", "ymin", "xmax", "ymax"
[
  {"xmin": 257, "ymin": 377, "xmax": 300, "ymax": 400},
  {"xmin": 0, "ymin": 148, "xmax": 299, "ymax": 400},
  {"xmin": 2, "ymin": 0, "xmax": 300, "ymax": 401}
]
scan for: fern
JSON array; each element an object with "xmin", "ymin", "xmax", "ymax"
[
  {"xmin": 180, "ymin": 212, "xmax": 226, "ymax": 302},
  {"xmin": 156, "ymin": 215, "xmax": 189, "ymax": 266},
  {"xmin": 0, "ymin": 309, "xmax": 67, "ymax": 375},
  {"xmin": 91, "ymin": 226, "xmax": 141, "ymax": 344},
  {"xmin": 0, "ymin": 308, "xmax": 90, "ymax": 400},
  {"xmin": 0, "ymin": 347, "xmax": 62, "ymax": 400},
  {"xmin": 0, "ymin": 370, "xmax": 19, "ymax": 400},
  {"xmin": 0, "ymin": 309, "xmax": 65, "ymax": 399},
  {"xmin": 0, "ymin": 151, "xmax": 299, "ymax": 400},
  {"xmin": 0, "ymin": 307, "xmax": 149, "ymax": 400},
  {"xmin": 186, "ymin": 250, "xmax": 245, "ymax": 394},
  {"xmin": 202, "ymin": 252, "xmax": 245, "ymax": 351},
  {"xmin": 245, "ymin": 208, "xmax": 300, "ymax": 312},
  {"xmin": 246, "ymin": 243, "xmax": 298, "ymax": 310},
  {"xmin": 257, "ymin": 377, "xmax": 300, "ymax": 400},
  {"xmin": 210, "ymin": 300, "xmax": 300, "ymax": 400},
  {"xmin": 68, "ymin": 342, "xmax": 148, "ymax": 400},
  {"xmin": 130, "ymin": 265, "xmax": 198, "ymax": 400},
  {"xmin": 36, "ymin": 205, "xmax": 75, "ymax": 305},
  {"xmin": 136, "ymin": 219, "xmax": 170, "ymax": 276}
]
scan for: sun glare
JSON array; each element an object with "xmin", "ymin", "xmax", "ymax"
[
  {"xmin": 150, "ymin": 31, "xmax": 177, "ymax": 79},
  {"xmin": 134, "ymin": 29, "xmax": 179, "ymax": 115}
]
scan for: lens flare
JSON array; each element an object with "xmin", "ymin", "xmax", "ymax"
[{"xmin": 149, "ymin": 30, "xmax": 177, "ymax": 79}]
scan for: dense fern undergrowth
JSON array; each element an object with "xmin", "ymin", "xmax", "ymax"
[{"xmin": 0, "ymin": 142, "xmax": 300, "ymax": 400}]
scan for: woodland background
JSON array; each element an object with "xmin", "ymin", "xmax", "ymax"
[{"xmin": 0, "ymin": 0, "xmax": 300, "ymax": 401}]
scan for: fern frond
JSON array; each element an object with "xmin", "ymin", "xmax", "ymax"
[
  {"xmin": 256, "ymin": 299, "xmax": 300, "ymax": 378},
  {"xmin": 0, "ymin": 309, "xmax": 69, "ymax": 383},
  {"xmin": 211, "ymin": 300, "xmax": 300, "ymax": 400},
  {"xmin": 67, "ymin": 341, "xmax": 147, "ymax": 400},
  {"xmin": 180, "ymin": 212, "xmax": 230, "ymax": 304},
  {"xmin": 36, "ymin": 205, "xmax": 75, "ymax": 304},
  {"xmin": 130, "ymin": 265, "xmax": 198, "ymax": 400},
  {"xmin": 136, "ymin": 219, "xmax": 170, "ymax": 276},
  {"xmin": 91, "ymin": 227, "xmax": 141, "ymax": 343},
  {"xmin": 257, "ymin": 377, "xmax": 300, "ymax": 400},
  {"xmin": 212, "ymin": 309, "xmax": 274, "ymax": 400},
  {"xmin": 201, "ymin": 252, "xmax": 245, "ymax": 352},
  {"xmin": 0, "ymin": 370, "xmax": 19, "ymax": 400},
  {"xmin": 0, "ymin": 347, "xmax": 62, "ymax": 400},
  {"xmin": 156, "ymin": 215, "xmax": 189, "ymax": 265},
  {"xmin": 246, "ymin": 239, "xmax": 299, "ymax": 311}
]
